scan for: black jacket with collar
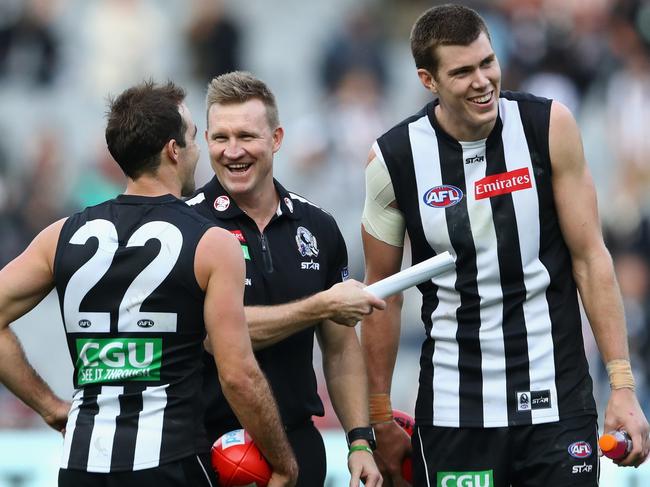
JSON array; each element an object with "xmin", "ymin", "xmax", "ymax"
[{"xmin": 186, "ymin": 176, "xmax": 349, "ymax": 440}]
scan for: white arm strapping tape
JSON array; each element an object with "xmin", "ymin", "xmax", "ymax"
[
  {"xmin": 365, "ymin": 252, "xmax": 455, "ymax": 299},
  {"xmin": 361, "ymin": 157, "xmax": 406, "ymax": 247}
]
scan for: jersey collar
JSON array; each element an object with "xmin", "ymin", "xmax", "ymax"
[{"xmin": 200, "ymin": 176, "xmax": 300, "ymax": 221}]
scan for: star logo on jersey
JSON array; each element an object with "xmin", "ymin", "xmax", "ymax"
[
  {"xmin": 295, "ymin": 226, "xmax": 319, "ymax": 257},
  {"xmin": 517, "ymin": 389, "xmax": 551, "ymax": 412}
]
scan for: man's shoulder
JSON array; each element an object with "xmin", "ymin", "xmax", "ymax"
[
  {"xmin": 500, "ymin": 90, "xmax": 552, "ymax": 107},
  {"xmin": 285, "ymin": 191, "xmax": 338, "ymax": 226},
  {"xmin": 378, "ymin": 103, "xmax": 431, "ymax": 141}
]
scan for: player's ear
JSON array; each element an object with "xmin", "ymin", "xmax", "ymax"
[
  {"xmin": 165, "ymin": 139, "xmax": 179, "ymax": 163},
  {"xmin": 272, "ymin": 126, "xmax": 284, "ymax": 154},
  {"xmin": 417, "ymin": 68, "xmax": 437, "ymax": 94}
]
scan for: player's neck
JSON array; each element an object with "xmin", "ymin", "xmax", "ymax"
[{"xmin": 124, "ymin": 175, "xmax": 181, "ymax": 198}]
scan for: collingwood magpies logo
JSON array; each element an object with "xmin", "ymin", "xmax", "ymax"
[{"xmin": 295, "ymin": 226, "xmax": 319, "ymax": 257}]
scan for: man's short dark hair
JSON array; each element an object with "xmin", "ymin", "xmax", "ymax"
[
  {"xmin": 206, "ymin": 71, "xmax": 280, "ymax": 129},
  {"xmin": 105, "ymin": 80, "xmax": 187, "ymax": 179},
  {"xmin": 410, "ymin": 4, "xmax": 491, "ymax": 77}
]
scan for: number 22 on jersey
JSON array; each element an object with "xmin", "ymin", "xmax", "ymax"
[{"xmin": 63, "ymin": 219, "xmax": 182, "ymax": 333}]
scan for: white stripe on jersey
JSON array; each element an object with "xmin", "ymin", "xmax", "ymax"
[
  {"xmin": 87, "ymin": 386, "xmax": 124, "ymax": 472},
  {"xmin": 501, "ymin": 98, "xmax": 559, "ymax": 423},
  {"xmin": 60, "ymin": 388, "xmax": 84, "ymax": 469},
  {"xmin": 409, "ymin": 115, "xmax": 461, "ymax": 426},
  {"xmin": 185, "ymin": 193, "xmax": 206, "ymax": 206},
  {"xmin": 460, "ymin": 138, "xmax": 509, "ymax": 427},
  {"xmin": 132, "ymin": 384, "xmax": 168, "ymax": 469}
]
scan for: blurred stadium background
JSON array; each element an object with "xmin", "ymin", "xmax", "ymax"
[{"xmin": 1, "ymin": 0, "xmax": 650, "ymax": 484}]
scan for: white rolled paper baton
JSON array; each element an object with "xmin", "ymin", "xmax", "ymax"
[{"xmin": 364, "ymin": 251, "xmax": 455, "ymax": 299}]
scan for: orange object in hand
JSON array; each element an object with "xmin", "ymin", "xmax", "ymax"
[{"xmin": 599, "ymin": 431, "xmax": 632, "ymax": 460}]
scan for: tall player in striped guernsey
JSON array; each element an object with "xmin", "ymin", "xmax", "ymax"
[
  {"xmin": 361, "ymin": 4, "xmax": 649, "ymax": 487},
  {"xmin": 0, "ymin": 80, "xmax": 297, "ymax": 486}
]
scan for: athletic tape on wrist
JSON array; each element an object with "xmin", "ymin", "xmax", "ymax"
[
  {"xmin": 369, "ymin": 393, "xmax": 393, "ymax": 424},
  {"xmin": 606, "ymin": 359, "xmax": 636, "ymax": 390}
]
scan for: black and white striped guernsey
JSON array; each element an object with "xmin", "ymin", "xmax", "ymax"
[
  {"xmin": 53, "ymin": 194, "xmax": 214, "ymax": 472},
  {"xmin": 375, "ymin": 91, "xmax": 596, "ymax": 428}
]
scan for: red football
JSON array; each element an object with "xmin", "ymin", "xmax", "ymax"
[
  {"xmin": 392, "ymin": 409, "xmax": 414, "ymax": 483},
  {"xmin": 211, "ymin": 429, "xmax": 272, "ymax": 487}
]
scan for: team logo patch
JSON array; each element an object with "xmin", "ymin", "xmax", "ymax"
[
  {"xmin": 214, "ymin": 195, "xmax": 230, "ymax": 211},
  {"xmin": 474, "ymin": 167, "xmax": 532, "ymax": 200},
  {"xmin": 568, "ymin": 441, "xmax": 592, "ymax": 459},
  {"xmin": 436, "ymin": 470, "xmax": 494, "ymax": 487},
  {"xmin": 423, "ymin": 185, "xmax": 463, "ymax": 208},
  {"xmin": 295, "ymin": 226, "xmax": 319, "ymax": 257},
  {"xmin": 517, "ymin": 390, "xmax": 551, "ymax": 411},
  {"xmin": 284, "ymin": 197, "xmax": 294, "ymax": 213}
]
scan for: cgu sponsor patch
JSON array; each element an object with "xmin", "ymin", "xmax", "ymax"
[
  {"xmin": 76, "ymin": 338, "xmax": 162, "ymax": 385},
  {"xmin": 475, "ymin": 167, "xmax": 531, "ymax": 200},
  {"xmin": 423, "ymin": 185, "xmax": 463, "ymax": 208},
  {"xmin": 437, "ymin": 470, "xmax": 494, "ymax": 487}
]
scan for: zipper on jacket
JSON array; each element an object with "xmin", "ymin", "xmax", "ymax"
[{"xmin": 259, "ymin": 233, "xmax": 274, "ymax": 273}]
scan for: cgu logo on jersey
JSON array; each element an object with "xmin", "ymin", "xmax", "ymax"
[
  {"xmin": 423, "ymin": 185, "xmax": 463, "ymax": 208},
  {"xmin": 437, "ymin": 470, "xmax": 494, "ymax": 487},
  {"xmin": 475, "ymin": 167, "xmax": 532, "ymax": 200},
  {"xmin": 75, "ymin": 338, "xmax": 162, "ymax": 386},
  {"xmin": 568, "ymin": 441, "xmax": 592, "ymax": 459}
]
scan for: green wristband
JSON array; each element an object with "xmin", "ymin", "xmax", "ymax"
[{"xmin": 348, "ymin": 445, "xmax": 374, "ymax": 458}]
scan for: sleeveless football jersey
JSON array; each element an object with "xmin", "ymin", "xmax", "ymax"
[
  {"xmin": 54, "ymin": 194, "xmax": 214, "ymax": 472},
  {"xmin": 375, "ymin": 91, "xmax": 596, "ymax": 428}
]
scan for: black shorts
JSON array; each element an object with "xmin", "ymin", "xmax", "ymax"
[
  {"xmin": 413, "ymin": 415, "xmax": 599, "ymax": 487},
  {"xmin": 58, "ymin": 453, "xmax": 218, "ymax": 487},
  {"xmin": 287, "ymin": 420, "xmax": 327, "ymax": 487}
]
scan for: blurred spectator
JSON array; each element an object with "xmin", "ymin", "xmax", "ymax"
[
  {"xmin": 614, "ymin": 252, "xmax": 650, "ymax": 411},
  {"xmin": 186, "ymin": 0, "xmax": 241, "ymax": 83},
  {"xmin": 319, "ymin": 6, "xmax": 388, "ymax": 95},
  {"xmin": 76, "ymin": 0, "xmax": 171, "ymax": 97},
  {"xmin": 0, "ymin": 0, "xmax": 62, "ymax": 87},
  {"xmin": 286, "ymin": 66, "xmax": 389, "ymax": 279},
  {"xmin": 67, "ymin": 141, "xmax": 125, "ymax": 211}
]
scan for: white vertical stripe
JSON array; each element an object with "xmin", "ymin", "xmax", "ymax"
[
  {"xmin": 409, "ymin": 115, "xmax": 461, "ymax": 426},
  {"xmin": 60, "ymin": 388, "xmax": 84, "ymax": 469},
  {"xmin": 461, "ymin": 140, "xmax": 509, "ymax": 426},
  {"xmin": 501, "ymin": 98, "xmax": 559, "ymax": 423},
  {"xmin": 132, "ymin": 384, "xmax": 168, "ymax": 469},
  {"xmin": 86, "ymin": 386, "xmax": 123, "ymax": 472},
  {"xmin": 416, "ymin": 428, "xmax": 432, "ymax": 487},
  {"xmin": 196, "ymin": 455, "xmax": 215, "ymax": 487}
]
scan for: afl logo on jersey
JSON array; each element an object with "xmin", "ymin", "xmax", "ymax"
[
  {"xmin": 568, "ymin": 441, "xmax": 592, "ymax": 459},
  {"xmin": 137, "ymin": 319, "xmax": 155, "ymax": 328},
  {"xmin": 423, "ymin": 185, "xmax": 463, "ymax": 208},
  {"xmin": 214, "ymin": 195, "xmax": 230, "ymax": 212},
  {"xmin": 78, "ymin": 319, "xmax": 91, "ymax": 328}
]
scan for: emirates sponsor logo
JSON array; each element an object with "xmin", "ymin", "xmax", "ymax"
[{"xmin": 474, "ymin": 167, "xmax": 532, "ymax": 200}]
